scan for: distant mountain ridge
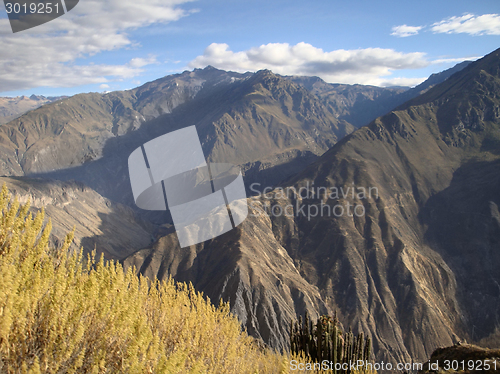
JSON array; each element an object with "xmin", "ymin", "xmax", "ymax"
[
  {"xmin": 393, "ymin": 60, "xmax": 472, "ymax": 105},
  {"xmin": 287, "ymin": 76, "xmax": 407, "ymax": 127},
  {"xmin": 287, "ymin": 60, "xmax": 472, "ymax": 128},
  {"xmin": 0, "ymin": 94, "xmax": 67, "ymax": 125}
]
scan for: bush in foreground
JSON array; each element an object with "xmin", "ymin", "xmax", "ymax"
[{"xmin": 0, "ymin": 185, "xmax": 295, "ymax": 373}]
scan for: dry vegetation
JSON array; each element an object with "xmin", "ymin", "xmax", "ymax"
[{"xmin": 0, "ymin": 185, "xmax": 357, "ymax": 373}]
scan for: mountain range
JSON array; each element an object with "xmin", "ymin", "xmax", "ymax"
[
  {"xmin": 0, "ymin": 50, "xmax": 496, "ymax": 367},
  {"xmin": 0, "ymin": 95, "xmax": 67, "ymax": 125}
]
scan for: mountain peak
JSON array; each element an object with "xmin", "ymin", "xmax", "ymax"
[
  {"xmin": 193, "ymin": 65, "xmax": 228, "ymax": 74},
  {"xmin": 254, "ymin": 69, "xmax": 275, "ymax": 77}
]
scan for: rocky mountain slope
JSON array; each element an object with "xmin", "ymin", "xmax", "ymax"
[{"xmin": 123, "ymin": 48, "xmax": 500, "ymax": 365}]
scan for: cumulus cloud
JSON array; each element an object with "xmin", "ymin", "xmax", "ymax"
[
  {"xmin": 0, "ymin": 0, "xmax": 195, "ymax": 92},
  {"xmin": 431, "ymin": 13, "xmax": 500, "ymax": 35},
  {"xmin": 391, "ymin": 24, "xmax": 423, "ymax": 37},
  {"xmin": 188, "ymin": 42, "xmax": 429, "ymax": 86}
]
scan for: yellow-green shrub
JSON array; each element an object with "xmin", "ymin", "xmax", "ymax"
[{"xmin": 0, "ymin": 185, "xmax": 336, "ymax": 373}]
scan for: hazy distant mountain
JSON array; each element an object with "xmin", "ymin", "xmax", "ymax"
[
  {"xmin": 123, "ymin": 48, "xmax": 500, "ymax": 364},
  {"xmin": 287, "ymin": 76, "xmax": 407, "ymax": 127},
  {"xmin": 288, "ymin": 61, "xmax": 472, "ymax": 128},
  {"xmin": 0, "ymin": 94, "xmax": 67, "ymax": 125}
]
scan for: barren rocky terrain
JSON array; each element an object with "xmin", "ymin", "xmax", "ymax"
[{"xmin": 0, "ymin": 51, "xmax": 495, "ymax": 367}]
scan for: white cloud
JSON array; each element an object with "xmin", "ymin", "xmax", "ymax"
[
  {"xmin": 431, "ymin": 56, "xmax": 481, "ymax": 64},
  {"xmin": 129, "ymin": 56, "xmax": 158, "ymax": 68},
  {"xmin": 431, "ymin": 13, "xmax": 500, "ymax": 35},
  {"xmin": 99, "ymin": 84, "xmax": 110, "ymax": 90},
  {"xmin": 0, "ymin": 0, "xmax": 195, "ymax": 92},
  {"xmin": 391, "ymin": 25, "xmax": 423, "ymax": 37},
  {"xmin": 188, "ymin": 42, "xmax": 429, "ymax": 86}
]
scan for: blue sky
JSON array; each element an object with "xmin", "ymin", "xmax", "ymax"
[{"xmin": 1, "ymin": 0, "xmax": 499, "ymax": 97}]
